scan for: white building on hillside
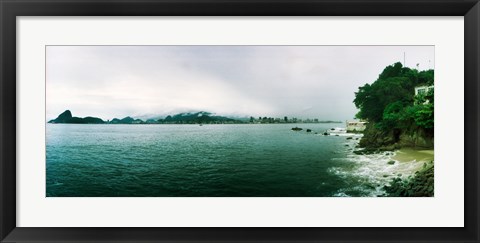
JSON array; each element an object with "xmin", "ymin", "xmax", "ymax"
[
  {"xmin": 415, "ymin": 85, "xmax": 434, "ymax": 104},
  {"xmin": 346, "ymin": 120, "xmax": 367, "ymax": 132},
  {"xmin": 415, "ymin": 85, "xmax": 434, "ymax": 96}
]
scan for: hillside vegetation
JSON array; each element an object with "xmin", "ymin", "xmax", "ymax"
[{"xmin": 354, "ymin": 62, "xmax": 434, "ymax": 150}]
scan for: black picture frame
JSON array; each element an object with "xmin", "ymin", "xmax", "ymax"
[{"xmin": 1, "ymin": 0, "xmax": 479, "ymax": 242}]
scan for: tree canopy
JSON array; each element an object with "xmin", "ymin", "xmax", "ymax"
[{"xmin": 353, "ymin": 62, "xmax": 434, "ymax": 131}]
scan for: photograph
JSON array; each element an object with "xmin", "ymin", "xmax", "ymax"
[
  {"xmin": 46, "ymin": 45, "xmax": 434, "ymax": 197},
  {"xmin": 2, "ymin": 0, "xmax": 477, "ymax": 241}
]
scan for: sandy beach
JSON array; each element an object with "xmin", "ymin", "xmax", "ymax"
[
  {"xmin": 392, "ymin": 148, "xmax": 434, "ymax": 163},
  {"xmin": 333, "ymin": 138, "xmax": 435, "ymax": 196},
  {"xmin": 388, "ymin": 148, "xmax": 434, "ymax": 178}
]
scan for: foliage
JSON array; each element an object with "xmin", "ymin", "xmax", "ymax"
[
  {"xmin": 381, "ymin": 101, "xmax": 408, "ymax": 130},
  {"xmin": 407, "ymin": 88, "xmax": 434, "ymax": 129},
  {"xmin": 354, "ymin": 62, "xmax": 434, "ymax": 132}
]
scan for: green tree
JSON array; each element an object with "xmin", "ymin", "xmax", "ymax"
[
  {"xmin": 354, "ymin": 62, "xmax": 434, "ymax": 133},
  {"xmin": 381, "ymin": 101, "xmax": 408, "ymax": 129},
  {"xmin": 409, "ymin": 89, "xmax": 434, "ymax": 129}
]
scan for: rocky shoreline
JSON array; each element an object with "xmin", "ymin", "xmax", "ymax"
[
  {"xmin": 382, "ymin": 161, "xmax": 434, "ymax": 197},
  {"xmin": 367, "ymin": 148, "xmax": 434, "ymax": 197},
  {"xmin": 352, "ymin": 122, "xmax": 434, "ymax": 197}
]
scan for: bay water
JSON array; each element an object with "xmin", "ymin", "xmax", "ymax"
[{"xmin": 46, "ymin": 123, "xmax": 391, "ymax": 197}]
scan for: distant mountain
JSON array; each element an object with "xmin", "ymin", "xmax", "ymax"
[
  {"xmin": 159, "ymin": 111, "xmax": 239, "ymax": 124},
  {"xmin": 49, "ymin": 110, "xmax": 73, "ymax": 123},
  {"xmin": 48, "ymin": 110, "xmax": 242, "ymax": 125},
  {"xmin": 130, "ymin": 113, "xmax": 165, "ymax": 121},
  {"xmin": 49, "ymin": 110, "xmax": 354, "ymax": 125},
  {"xmin": 48, "ymin": 110, "xmax": 105, "ymax": 124},
  {"xmin": 109, "ymin": 116, "xmax": 144, "ymax": 124}
]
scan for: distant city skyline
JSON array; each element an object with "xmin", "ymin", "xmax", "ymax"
[{"xmin": 46, "ymin": 45, "xmax": 434, "ymax": 121}]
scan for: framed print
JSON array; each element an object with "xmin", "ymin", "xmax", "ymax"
[
  {"xmin": 43, "ymin": 45, "xmax": 437, "ymax": 198},
  {"xmin": 1, "ymin": 0, "xmax": 479, "ymax": 242}
]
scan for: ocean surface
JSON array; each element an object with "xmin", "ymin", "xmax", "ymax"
[{"xmin": 46, "ymin": 123, "xmax": 396, "ymax": 197}]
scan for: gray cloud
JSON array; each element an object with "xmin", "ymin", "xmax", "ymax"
[{"xmin": 46, "ymin": 46, "xmax": 434, "ymax": 121}]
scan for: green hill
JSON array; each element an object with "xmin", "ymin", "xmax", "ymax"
[{"xmin": 48, "ymin": 110, "xmax": 105, "ymax": 124}]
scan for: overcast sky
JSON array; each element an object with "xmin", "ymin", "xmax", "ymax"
[{"xmin": 46, "ymin": 46, "xmax": 434, "ymax": 121}]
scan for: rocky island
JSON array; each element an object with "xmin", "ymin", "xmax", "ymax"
[{"xmin": 48, "ymin": 110, "xmax": 105, "ymax": 124}]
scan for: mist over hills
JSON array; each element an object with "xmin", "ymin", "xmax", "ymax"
[
  {"xmin": 48, "ymin": 110, "xmax": 341, "ymax": 124},
  {"xmin": 48, "ymin": 110, "xmax": 242, "ymax": 124}
]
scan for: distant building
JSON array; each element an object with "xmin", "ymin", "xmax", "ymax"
[
  {"xmin": 415, "ymin": 85, "xmax": 434, "ymax": 96},
  {"xmin": 414, "ymin": 85, "xmax": 434, "ymax": 104},
  {"xmin": 346, "ymin": 120, "xmax": 367, "ymax": 132}
]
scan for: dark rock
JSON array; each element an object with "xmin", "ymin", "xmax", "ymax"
[
  {"xmin": 384, "ymin": 164, "xmax": 434, "ymax": 197},
  {"xmin": 387, "ymin": 160, "xmax": 396, "ymax": 165},
  {"xmin": 359, "ymin": 122, "xmax": 433, "ymax": 150},
  {"xmin": 49, "ymin": 110, "xmax": 105, "ymax": 124},
  {"xmin": 306, "ymin": 129, "xmax": 312, "ymax": 132},
  {"xmin": 291, "ymin": 127, "xmax": 303, "ymax": 131},
  {"xmin": 346, "ymin": 137, "xmax": 353, "ymax": 140},
  {"xmin": 353, "ymin": 148, "xmax": 380, "ymax": 155},
  {"xmin": 49, "ymin": 110, "xmax": 73, "ymax": 123}
]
